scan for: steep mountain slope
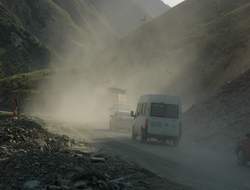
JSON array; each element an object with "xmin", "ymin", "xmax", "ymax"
[
  {"xmin": 133, "ymin": 0, "xmax": 169, "ymax": 18},
  {"xmin": 183, "ymin": 69, "xmax": 250, "ymax": 152},
  {"xmin": 113, "ymin": 0, "xmax": 250, "ymax": 106},
  {"xmin": 92, "ymin": 0, "xmax": 169, "ymax": 36},
  {"xmin": 0, "ymin": 0, "xmax": 115, "ymax": 77},
  {"xmin": 0, "ymin": 3, "xmax": 50, "ymax": 77},
  {"xmin": 0, "ymin": 0, "xmax": 114, "ymax": 54},
  {"xmin": 0, "ymin": 0, "xmax": 169, "ymax": 78}
]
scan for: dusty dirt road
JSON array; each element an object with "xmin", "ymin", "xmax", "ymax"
[{"xmin": 76, "ymin": 128, "xmax": 250, "ymax": 190}]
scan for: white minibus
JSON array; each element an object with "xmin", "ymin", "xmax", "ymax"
[{"xmin": 131, "ymin": 95, "xmax": 182, "ymax": 145}]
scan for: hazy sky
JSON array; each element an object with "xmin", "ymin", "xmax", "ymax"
[{"xmin": 161, "ymin": 0, "xmax": 185, "ymax": 7}]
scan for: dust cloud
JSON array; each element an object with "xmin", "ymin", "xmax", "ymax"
[
  {"xmin": 28, "ymin": 53, "xmax": 187, "ymax": 127},
  {"xmin": 26, "ymin": 3, "xmax": 198, "ymax": 128}
]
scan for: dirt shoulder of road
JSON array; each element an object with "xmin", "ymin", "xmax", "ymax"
[{"xmin": 0, "ymin": 116, "xmax": 190, "ymax": 190}]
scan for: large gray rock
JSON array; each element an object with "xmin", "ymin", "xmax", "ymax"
[{"xmin": 23, "ymin": 180, "xmax": 40, "ymax": 189}]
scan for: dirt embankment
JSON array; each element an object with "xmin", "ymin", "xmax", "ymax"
[
  {"xmin": 0, "ymin": 116, "xmax": 187, "ymax": 190},
  {"xmin": 183, "ymin": 69, "xmax": 250, "ymax": 152}
]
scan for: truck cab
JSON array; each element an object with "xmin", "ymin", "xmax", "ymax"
[{"xmin": 109, "ymin": 111, "xmax": 133, "ymax": 131}]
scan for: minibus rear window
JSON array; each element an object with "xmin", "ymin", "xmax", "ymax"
[{"xmin": 151, "ymin": 103, "xmax": 179, "ymax": 119}]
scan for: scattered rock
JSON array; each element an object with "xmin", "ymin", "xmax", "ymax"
[
  {"xmin": 90, "ymin": 156, "xmax": 105, "ymax": 163},
  {"xmin": 23, "ymin": 180, "xmax": 40, "ymax": 189},
  {"xmin": 73, "ymin": 181, "xmax": 87, "ymax": 189},
  {"xmin": 0, "ymin": 117, "xmax": 188, "ymax": 190}
]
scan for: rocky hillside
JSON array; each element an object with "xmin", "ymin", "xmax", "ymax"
[
  {"xmin": 0, "ymin": 0, "xmax": 115, "ymax": 77},
  {"xmin": 133, "ymin": 0, "xmax": 169, "ymax": 18},
  {"xmin": 112, "ymin": 0, "xmax": 250, "ymax": 106},
  {"xmin": 0, "ymin": 0, "xmax": 169, "ymax": 78},
  {"xmin": 183, "ymin": 69, "xmax": 250, "ymax": 152},
  {"xmin": 93, "ymin": 0, "xmax": 170, "ymax": 36},
  {"xmin": 109, "ymin": 0, "xmax": 250, "ymax": 151},
  {"xmin": 0, "ymin": 3, "xmax": 50, "ymax": 77}
]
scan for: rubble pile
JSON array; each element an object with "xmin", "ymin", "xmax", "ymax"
[
  {"xmin": 0, "ymin": 117, "xmax": 187, "ymax": 190},
  {"xmin": 0, "ymin": 118, "xmax": 70, "ymax": 157},
  {"xmin": 0, "ymin": 117, "xmax": 129, "ymax": 190}
]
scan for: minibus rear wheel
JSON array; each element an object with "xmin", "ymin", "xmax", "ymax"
[
  {"xmin": 132, "ymin": 126, "xmax": 137, "ymax": 140},
  {"xmin": 140, "ymin": 128, "xmax": 147, "ymax": 143},
  {"xmin": 109, "ymin": 121, "xmax": 113, "ymax": 130},
  {"xmin": 173, "ymin": 138, "xmax": 180, "ymax": 146},
  {"xmin": 237, "ymin": 150, "xmax": 247, "ymax": 166}
]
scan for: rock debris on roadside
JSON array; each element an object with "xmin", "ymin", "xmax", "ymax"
[{"xmin": 0, "ymin": 117, "xmax": 188, "ymax": 190}]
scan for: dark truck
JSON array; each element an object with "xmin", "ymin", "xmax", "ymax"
[
  {"xmin": 236, "ymin": 134, "xmax": 250, "ymax": 166},
  {"xmin": 109, "ymin": 111, "xmax": 133, "ymax": 131}
]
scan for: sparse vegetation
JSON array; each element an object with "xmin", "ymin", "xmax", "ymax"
[
  {"xmin": 0, "ymin": 69, "xmax": 51, "ymax": 111},
  {"xmin": 0, "ymin": 111, "xmax": 12, "ymax": 119},
  {"xmin": 0, "ymin": 69, "xmax": 51, "ymax": 89}
]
